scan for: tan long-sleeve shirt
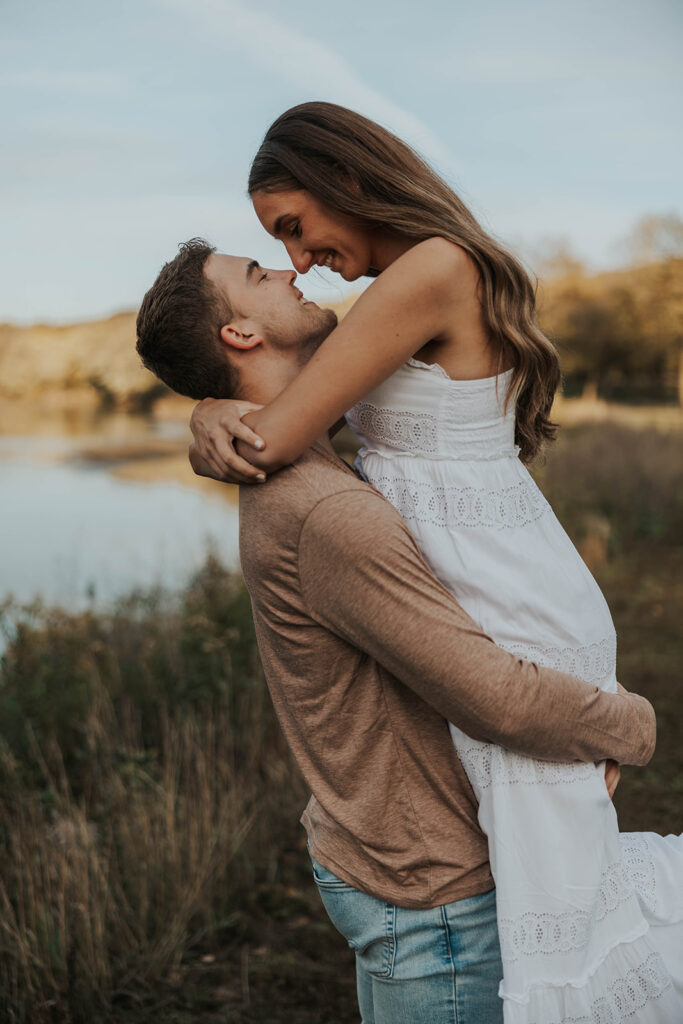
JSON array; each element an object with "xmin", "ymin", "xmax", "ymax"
[{"xmin": 238, "ymin": 443, "xmax": 655, "ymax": 908}]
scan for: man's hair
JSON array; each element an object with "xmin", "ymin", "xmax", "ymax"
[{"xmin": 136, "ymin": 238, "xmax": 239, "ymax": 399}]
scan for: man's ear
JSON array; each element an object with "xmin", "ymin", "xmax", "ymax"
[{"xmin": 219, "ymin": 324, "xmax": 264, "ymax": 351}]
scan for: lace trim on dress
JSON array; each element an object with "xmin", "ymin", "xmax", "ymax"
[
  {"xmin": 498, "ymin": 635, "xmax": 617, "ymax": 685},
  {"xmin": 619, "ymin": 834, "xmax": 658, "ymax": 916},
  {"xmin": 405, "ymin": 356, "xmax": 452, "ymax": 381},
  {"xmin": 352, "ymin": 402, "xmax": 439, "ymax": 454},
  {"xmin": 353, "ymin": 403, "xmax": 518, "ymax": 459},
  {"xmin": 370, "ymin": 477, "xmax": 550, "ymax": 529},
  {"xmin": 456, "ymin": 743, "xmax": 597, "ymax": 791},
  {"xmin": 499, "ymin": 860, "xmax": 636, "ymax": 962},
  {"xmin": 530, "ymin": 951, "xmax": 672, "ymax": 1024},
  {"xmin": 405, "ymin": 357, "xmax": 516, "ymax": 390}
]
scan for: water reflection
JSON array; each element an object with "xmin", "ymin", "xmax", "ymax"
[{"xmin": 1, "ymin": 402, "xmax": 239, "ymax": 608}]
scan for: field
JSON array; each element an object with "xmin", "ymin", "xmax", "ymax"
[{"xmin": 0, "ymin": 418, "xmax": 681, "ymax": 1023}]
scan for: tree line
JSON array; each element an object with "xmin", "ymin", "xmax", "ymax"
[{"xmin": 536, "ymin": 214, "xmax": 683, "ymax": 404}]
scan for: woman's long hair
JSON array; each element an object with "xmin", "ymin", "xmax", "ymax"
[{"xmin": 249, "ymin": 101, "xmax": 561, "ymax": 463}]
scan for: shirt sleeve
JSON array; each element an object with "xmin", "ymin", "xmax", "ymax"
[{"xmin": 298, "ymin": 489, "xmax": 655, "ymax": 766}]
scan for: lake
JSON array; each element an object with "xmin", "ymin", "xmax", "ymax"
[
  {"xmin": 1, "ymin": 403, "xmax": 240, "ymax": 609},
  {"xmin": 4, "ymin": 394, "xmax": 678, "ymax": 612}
]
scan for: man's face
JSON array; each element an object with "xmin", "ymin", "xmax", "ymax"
[{"xmin": 204, "ymin": 254, "xmax": 337, "ymax": 358}]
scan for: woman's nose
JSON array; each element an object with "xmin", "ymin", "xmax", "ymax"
[{"xmin": 284, "ymin": 240, "xmax": 314, "ymax": 275}]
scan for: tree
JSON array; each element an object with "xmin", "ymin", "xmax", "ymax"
[
  {"xmin": 623, "ymin": 213, "xmax": 683, "ymax": 266},
  {"xmin": 529, "ymin": 236, "xmax": 585, "ymax": 281},
  {"xmin": 539, "ymin": 257, "xmax": 683, "ymax": 402}
]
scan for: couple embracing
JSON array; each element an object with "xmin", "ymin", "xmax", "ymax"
[{"xmin": 137, "ymin": 102, "xmax": 682, "ymax": 1023}]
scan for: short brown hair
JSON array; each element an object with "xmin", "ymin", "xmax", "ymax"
[{"xmin": 136, "ymin": 238, "xmax": 239, "ymax": 399}]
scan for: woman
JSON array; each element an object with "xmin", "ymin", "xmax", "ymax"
[{"xmin": 191, "ymin": 102, "xmax": 683, "ymax": 1021}]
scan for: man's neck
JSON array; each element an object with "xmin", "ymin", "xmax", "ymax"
[
  {"xmin": 238, "ymin": 352, "xmax": 335, "ymax": 456},
  {"xmin": 238, "ymin": 351, "xmax": 300, "ymax": 407}
]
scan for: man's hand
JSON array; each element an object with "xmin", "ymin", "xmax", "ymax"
[
  {"xmin": 189, "ymin": 399, "xmax": 266, "ymax": 483},
  {"xmin": 604, "ymin": 759, "xmax": 621, "ymax": 799},
  {"xmin": 188, "ymin": 442, "xmax": 222, "ymax": 481}
]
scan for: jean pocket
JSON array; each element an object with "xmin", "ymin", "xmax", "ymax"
[
  {"xmin": 311, "ymin": 858, "xmax": 357, "ymax": 892},
  {"xmin": 311, "ymin": 857, "xmax": 396, "ymax": 978}
]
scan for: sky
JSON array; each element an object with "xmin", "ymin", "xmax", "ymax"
[{"xmin": 2, "ymin": 0, "xmax": 681, "ymax": 324}]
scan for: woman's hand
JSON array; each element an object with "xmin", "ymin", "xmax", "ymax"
[
  {"xmin": 189, "ymin": 398, "xmax": 267, "ymax": 483},
  {"xmin": 604, "ymin": 759, "xmax": 621, "ymax": 799}
]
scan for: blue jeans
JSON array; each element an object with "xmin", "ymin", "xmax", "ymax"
[{"xmin": 311, "ymin": 856, "xmax": 503, "ymax": 1024}]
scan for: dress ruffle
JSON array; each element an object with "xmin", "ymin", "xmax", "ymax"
[{"xmin": 504, "ymin": 936, "xmax": 679, "ymax": 1023}]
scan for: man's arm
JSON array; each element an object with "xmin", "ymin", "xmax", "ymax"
[{"xmin": 298, "ymin": 490, "xmax": 655, "ymax": 766}]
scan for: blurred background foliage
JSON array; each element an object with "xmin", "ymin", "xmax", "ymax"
[{"xmin": 537, "ymin": 214, "xmax": 683, "ymax": 404}]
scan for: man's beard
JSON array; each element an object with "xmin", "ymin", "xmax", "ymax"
[
  {"xmin": 294, "ymin": 307, "xmax": 338, "ymax": 367},
  {"xmin": 266, "ymin": 306, "xmax": 338, "ymax": 368}
]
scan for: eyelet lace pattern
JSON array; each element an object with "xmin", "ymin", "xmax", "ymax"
[
  {"xmin": 456, "ymin": 742, "xmax": 598, "ymax": 792},
  {"xmin": 498, "ymin": 635, "xmax": 617, "ymax": 685},
  {"xmin": 619, "ymin": 834, "xmax": 658, "ymax": 915},
  {"xmin": 532, "ymin": 952, "xmax": 672, "ymax": 1024},
  {"xmin": 346, "ymin": 361, "xmax": 518, "ymax": 460},
  {"xmin": 369, "ymin": 476, "xmax": 550, "ymax": 529},
  {"xmin": 499, "ymin": 860, "xmax": 636, "ymax": 962},
  {"xmin": 351, "ymin": 402, "xmax": 440, "ymax": 454}
]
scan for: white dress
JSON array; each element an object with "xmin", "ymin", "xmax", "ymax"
[{"xmin": 346, "ymin": 357, "xmax": 683, "ymax": 1024}]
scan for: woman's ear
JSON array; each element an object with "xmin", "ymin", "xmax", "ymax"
[{"xmin": 219, "ymin": 324, "xmax": 264, "ymax": 351}]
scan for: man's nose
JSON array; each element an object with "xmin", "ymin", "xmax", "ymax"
[{"xmin": 272, "ymin": 268, "xmax": 297, "ymax": 284}]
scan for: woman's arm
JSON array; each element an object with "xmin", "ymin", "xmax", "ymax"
[
  {"xmin": 176, "ymin": 238, "xmax": 475, "ymax": 481},
  {"xmin": 238, "ymin": 238, "xmax": 469, "ymax": 472}
]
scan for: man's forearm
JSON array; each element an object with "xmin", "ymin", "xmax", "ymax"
[
  {"xmin": 360, "ymin": 607, "xmax": 656, "ymax": 767},
  {"xmin": 443, "ymin": 656, "xmax": 656, "ymax": 767}
]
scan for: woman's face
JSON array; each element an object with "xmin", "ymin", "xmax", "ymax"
[{"xmin": 251, "ymin": 188, "xmax": 376, "ymax": 282}]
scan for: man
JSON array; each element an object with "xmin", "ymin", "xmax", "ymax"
[{"xmin": 136, "ymin": 239, "xmax": 655, "ymax": 1023}]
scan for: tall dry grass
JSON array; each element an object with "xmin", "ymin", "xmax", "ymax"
[
  {"xmin": 0, "ymin": 562, "xmax": 307, "ymax": 1023},
  {"xmin": 532, "ymin": 421, "xmax": 683, "ymax": 552}
]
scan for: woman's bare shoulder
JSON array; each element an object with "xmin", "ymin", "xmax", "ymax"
[
  {"xmin": 344, "ymin": 237, "xmax": 479, "ymax": 331},
  {"xmin": 381, "ymin": 237, "xmax": 478, "ymax": 292},
  {"xmin": 410, "ymin": 235, "xmax": 471, "ymax": 262}
]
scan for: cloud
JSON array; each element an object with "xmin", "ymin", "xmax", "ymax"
[{"xmin": 158, "ymin": 0, "xmax": 455, "ymax": 168}]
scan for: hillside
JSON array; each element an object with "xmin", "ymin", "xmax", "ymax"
[
  {"xmin": 1, "ymin": 258, "xmax": 679, "ymax": 410},
  {"xmin": 0, "ymin": 294, "xmax": 360, "ymax": 411},
  {"xmin": 0, "ymin": 311, "xmax": 155, "ymax": 410}
]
